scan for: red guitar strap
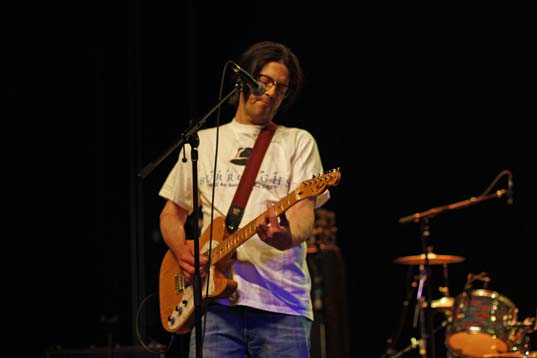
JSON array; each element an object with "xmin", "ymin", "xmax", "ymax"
[{"xmin": 225, "ymin": 123, "xmax": 276, "ymax": 232}]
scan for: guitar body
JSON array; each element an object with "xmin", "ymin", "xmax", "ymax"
[{"xmin": 159, "ymin": 216, "xmax": 238, "ymax": 334}]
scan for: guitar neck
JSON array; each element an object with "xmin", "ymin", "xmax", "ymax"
[{"xmin": 210, "ymin": 190, "xmax": 299, "ymax": 263}]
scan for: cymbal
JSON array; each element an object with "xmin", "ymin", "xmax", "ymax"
[{"xmin": 393, "ymin": 252, "xmax": 465, "ymax": 265}]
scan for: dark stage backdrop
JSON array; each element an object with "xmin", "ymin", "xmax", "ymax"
[{"xmin": 14, "ymin": 1, "xmax": 534, "ymax": 358}]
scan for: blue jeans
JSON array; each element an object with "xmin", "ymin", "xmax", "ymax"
[{"xmin": 189, "ymin": 303, "xmax": 312, "ymax": 358}]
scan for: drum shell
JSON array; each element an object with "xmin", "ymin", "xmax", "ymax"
[{"xmin": 445, "ymin": 289, "xmax": 518, "ymax": 357}]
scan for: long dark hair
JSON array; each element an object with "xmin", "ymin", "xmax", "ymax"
[{"xmin": 229, "ymin": 41, "xmax": 303, "ymax": 112}]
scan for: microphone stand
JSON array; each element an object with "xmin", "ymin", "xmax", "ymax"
[
  {"xmin": 138, "ymin": 86, "xmax": 239, "ymax": 358},
  {"xmin": 398, "ymin": 189, "xmax": 508, "ymax": 225}
]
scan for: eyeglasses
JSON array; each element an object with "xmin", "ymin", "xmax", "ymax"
[{"xmin": 257, "ymin": 74, "xmax": 289, "ymax": 97}]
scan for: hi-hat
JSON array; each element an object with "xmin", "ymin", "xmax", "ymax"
[
  {"xmin": 421, "ymin": 296, "xmax": 455, "ymax": 314},
  {"xmin": 393, "ymin": 252, "xmax": 465, "ymax": 265}
]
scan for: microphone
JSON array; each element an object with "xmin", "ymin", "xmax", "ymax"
[
  {"xmin": 507, "ymin": 174, "xmax": 514, "ymax": 205},
  {"xmin": 229, "ymin": 61, "xmax": 266, "ymax": 96}
]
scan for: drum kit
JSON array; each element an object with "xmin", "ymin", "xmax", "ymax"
[
  {"xmin": 384, "ymin": 170, "xmax": 536, "ymax": 358},
  {"xmin": 385, "ymin": 248, "xmax": 536, "ymax": 358}
]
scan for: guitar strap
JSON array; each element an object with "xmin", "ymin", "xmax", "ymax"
[{"xmin": 225, "ymin": 123, "xmax": 276, "ymax": 232}]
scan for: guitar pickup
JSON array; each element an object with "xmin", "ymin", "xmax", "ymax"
[{"xmin": 174, "ymin": 273, "xmax": 186, "ymax": 293}]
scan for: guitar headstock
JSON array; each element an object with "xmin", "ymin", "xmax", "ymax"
[{"xmin": 296, "ymin": 168, "xmax": 341, "ymax": 200}]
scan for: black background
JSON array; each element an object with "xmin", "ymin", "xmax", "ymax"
[{"xmin": 10, "ymin": 1, "xmax": 535, "ymax": 357}]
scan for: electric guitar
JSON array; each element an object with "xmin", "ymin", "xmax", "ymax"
[{"xmin": 159, "ymin": 168, "xmax": 341, "ymax": 334}]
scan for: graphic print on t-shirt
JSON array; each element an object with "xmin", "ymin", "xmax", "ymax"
[{"xmin": 230, "ymin": 147, "xmax": 252, "ymax": 165}]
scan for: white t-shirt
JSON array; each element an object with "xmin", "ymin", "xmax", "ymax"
[{"xmin": 159, "ymin": 118, "xmax": 330, "ymax": 320}]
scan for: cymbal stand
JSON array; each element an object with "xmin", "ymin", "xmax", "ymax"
[
  {"xmin": 385, "ymin": 338, "xmax": 421, "ymax": 358},
  {"xmin": 418, "ymin": 218, "xmax": 435, "ymax": 358},
  {"xmin": 384, "ymin": 223, "xmax": 436, "ymax": 358},
  {"xmin": 381, "ymin": 268, "xmax": 419, "ymax": 358},
  {"xmin": 382, "ymin": 263, "xmax": 430, "ymax": 358},
  {"xmin": 412, "ymin": 263, "xmax": 428, "ymax": 358},
  {"xmin": 383, "ymin": 318, "xmax": 450, "ymax": 358},
  {"xmin": 413, "ymin": 264, "xmax": 426, "ymax": 327}
]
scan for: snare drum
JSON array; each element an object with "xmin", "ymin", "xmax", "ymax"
[{"xmin": 446, "ymin": 289, "xmax": 518, "ymax": 357}]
